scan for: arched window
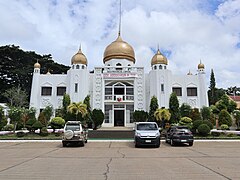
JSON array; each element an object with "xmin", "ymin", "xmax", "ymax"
[
  {"xmin": 76, "ymin": 65, "xmax": 79, "ymax": 69},
  {"xmin": 159, "ymin": 65, "xmax": 162, "ymax": 69},
  {"xmin": 164, "ymin": 66, "xmax": 167, "ymax": 69},
  {"xmin": 72, "ymin": 65, "xmax": 74, "ymax": 69},
  {"xmin": 82, "ymin": 65, "xmax": 84, "ymax": 69},
  {"xmin": 154, "ymin": 66, "xmax": 157, "ymax": 70},
  {"xmin": 116, "ymin": 63, "xmax": 122, "ymax": 66}
]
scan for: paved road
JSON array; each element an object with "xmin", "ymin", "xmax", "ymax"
[{"xmin": 0, "ymin": 141, "xmax": 239, "ymax": 180}]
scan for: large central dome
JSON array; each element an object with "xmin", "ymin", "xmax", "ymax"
[{"xmin": 103, "ymin": 35, "xmax": 135, "ymax": 63}]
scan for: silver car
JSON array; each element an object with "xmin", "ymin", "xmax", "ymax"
[
  {"xmin": 134, "ymin": 122, "xmax": 161, "ymax": 148},
  {"xmin": 62, "ymin": 121, "xmax": 88, "ymax": 147}
]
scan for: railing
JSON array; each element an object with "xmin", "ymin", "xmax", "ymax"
[{"xmin": 104, "ymin": 95, "xmax": 134, "ymax": 101}]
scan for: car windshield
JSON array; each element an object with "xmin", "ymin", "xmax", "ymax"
[
  {"xmin": 137, "ymin": 123, "xmax": 158, "ymax": 131},
  {"xmin": 66, "ymin": 125, "xmax": 80, "ymax": 131}
]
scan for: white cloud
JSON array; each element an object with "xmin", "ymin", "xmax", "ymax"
[{"xmin": 0, "ymin": 0, "xmax": 239, "ymax": 89}]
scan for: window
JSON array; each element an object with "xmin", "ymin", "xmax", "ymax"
[
  {"xmin": 105, "ymin": 88, "xmax": 112, "ymax": 95},
  {"xmin": 154, "ymin": 66, "xmax": 157, "ymax": 70},
  {"xmin": 172, "ymin": 87, "xmax": 182, "ymax": 96},
  {"xmin": 82, "ymin": 65, "xmax": 84, "ymax": 69},
  {"xmin": 57, "ymin": 87, "xmax": 66, "ymax": 96},
  {"xmin": 104, "ymin": 105, "xmax": 112, "ymax": 123},
  {"xmin": 126, "ymin": 105, "xmax": 134, "ymax": 123},
  {"xmin": 161, "ymin": 84, "xmax": 164, "ymax": 92},
  {"xmin": 75, "ymin": 83, "xmax": 78, "ymax": 93},
  {"xmin": 159, "ymin": 65, "xmax": 162, "ymax": 69},
  {"xmin": 187, "ymin": 87, "xmax": 197, "ymax": 96},
  {"xmin": 126, "ymin": 87, "xmax": 134, "ymax": 95},
  {"xmin": 76, "ymin": 65, "xmax": 79, "ymax": 69},
  {"xmin": 41, "ymin": 87, "xmax": 52, "ymax": 96}
]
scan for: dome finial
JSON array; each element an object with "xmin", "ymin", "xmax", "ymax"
[
  {"xmin": 34, "ymin": 60, "xmax": 41, "ymax": 68},
  {"xmin": 198, "ymin": 59, "xmax": 205, "ymax": 69},
  {"xmin": 118, "ymin": 0, "xmax": 122, "ymax": 37}
]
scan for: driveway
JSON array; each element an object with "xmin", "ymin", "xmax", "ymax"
[{"xmin": 0, "ymin": 141, "xmax": 239, "ymax": 180}]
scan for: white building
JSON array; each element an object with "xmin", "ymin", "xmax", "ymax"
[{"xmin": 30, "ymin": 33, "xmax": 208, "ymax": 127}]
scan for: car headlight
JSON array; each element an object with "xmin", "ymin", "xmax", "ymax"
[
  {"xmin": 136, "ymin": 132, "xmax": 141, "ymax": 137},
  {"xmin": 156, "ymin": 132, "xmax": 160, "ymax": 137}
]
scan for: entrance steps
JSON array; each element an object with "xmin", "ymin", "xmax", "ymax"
[{"xmin": 88, "ymin": 127, "xmax": 134, "ymax": 139}]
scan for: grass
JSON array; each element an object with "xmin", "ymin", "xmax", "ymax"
[{"xmin": 0, "ymin": 133, "xmax": 62, "ymax": 140}]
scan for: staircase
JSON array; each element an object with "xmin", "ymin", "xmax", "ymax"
[{"xmin": 88, "ymin": 127, "xmax": 134, "ymax": 139}]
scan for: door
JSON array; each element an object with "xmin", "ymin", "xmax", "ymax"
[{"xmin": 114, "ymin": 110, "xmax": 124, "ymax": 126}]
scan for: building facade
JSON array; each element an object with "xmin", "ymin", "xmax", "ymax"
[{"xmin": 30, "ymin": 34, "xmax": 208, "ymax": 127}]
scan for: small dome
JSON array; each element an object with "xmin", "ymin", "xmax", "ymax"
[
  {"xmin": 151, "ymin": 49, "xmax": 168, "ymax": 66},
  {"xmin": 34, "ymin": 62, "xmax": 41, "ymax": 69},
  {"xmin": 187, "ymin": 70, "xmax": 193, "ymax": 75},
  {"xmin": 71, "ymin": 48, "xmax": 87, "ymax": 65},
  {"xmin": 198, "ymin": 61, "xmax": 205, "ymax": 69},
  {"xmin": 103, "ymin": 35, "xmax": 135, "ymax": 63}
]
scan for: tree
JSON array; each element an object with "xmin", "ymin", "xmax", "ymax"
[
  {"xmin": 92, "ymin": 109, "xmax": 104, "ymax": 130},
  {"xmin": 32, "ymin": 121, "xmax": 43, "ymax": 131},
  {"xmin": 42, "ymin": 105, "xmax": 53, "ymax": 127},
  {"xmin": 21, "ymin": 107, "xmax": 36, "ymax": 128},
  {"xmin": 189, "ymin": 108, "xmax": 201, "ymax": 121},
  {"xmin": 233, "ymin": 110, "xmax": 240, "ymax": 129},
  {"xmin": 61, "ymin": 93, "xmax": 71, "ymax": 120},
  {"xmin": 67, "ymin": 102, "xmax": 87, "ymax": 121},
  {"xmin": 154, "ymin": 108, "xmax": 171, "ymax": 128},
  {"xmin": 2, "ymin": 86, "xmax": 28, "ymax": 108},
  {"xmin": 149, "ymin": 96, "xmax": 159, "ymax": 122},
  {"xmin": 133, "ymin": 110, "xmax": 148, "ymax": 122},
  {"xmin": 0, "ymin": 106, "xmax": 7, "ymax": 130},
  {"xmin": 208, "ymin": 69, "xmax": 216, "ymax": 105},
  {"xmin": 38, "ymin": 112, "xmax": 47, "ymax": 127},
  {"xmin": 218, "ymin": 109, "xmax": 232, "ymax": 127},
  {"xmin": 201, "ymin": 106, "xmax": 211, "ymax": 121},
  {"xmin": 180, "ymin": 103, "xmax": 191, "ymax": 118},
  {"xmin": 169, "ymin": 92, "xmax": 180, "ymax": 124},
  {"xmin": 83, "ymin": 95, "xmax": 93, "ymax": 127},
  {"xmin": 8, "ymin": 107, "xmax": 23, "ymax": 132}
]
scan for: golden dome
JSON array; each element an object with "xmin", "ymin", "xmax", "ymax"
[
  {"xmin": 71, "ymin": 48, "xmax": 87, "ymax": 65},
  {"xmin": 151, "ymin": 49, "xmax": 168, "ymax": 66},
  {"xmin": 198, "ymin": 61, "xmax": 205, "ymax": 69},
  {"xmin": 34, "ymin": 61, "xmax": 41, "ymax": 68},
  {"xmin": 103, "ymin": 35, "xmax": 135, "ymax": 63}
]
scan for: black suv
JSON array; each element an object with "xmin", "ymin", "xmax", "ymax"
[{"xmin": 165, "ymin": 126, "xmax": 193, "ymax": 146}]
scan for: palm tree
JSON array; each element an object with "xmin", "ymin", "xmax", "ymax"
[
  {"xmin": 154, "ymin": 108, "xmax": 171, "ymax": 128},
  {"xmin": 67, "ymin": 102, "xmax": 88, "ymax": 121}
]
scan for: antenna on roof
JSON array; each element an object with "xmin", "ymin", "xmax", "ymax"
[{"xmin": 118, "ymin": 0, "xmax": 122, "ymax": 36}]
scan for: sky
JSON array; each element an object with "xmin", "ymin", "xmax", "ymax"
[{"xmin": 0, "ymin": 0, "xmax": 240, "ymax": 89}]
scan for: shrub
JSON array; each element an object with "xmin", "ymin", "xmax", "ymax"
[
  {"xmin": 3, "ymin": 124, "xmax": 14, "ymax": 131},
  {"xmin": 26, "ymin": 118, "xmax": 37, "ymax": 132},
  {"xmin": 92, "ymin": 109, "xmax": 104, "ymax": 130},
  {"xmin": 133, "ymin": 110, "xmax": 148, "ymax": 122},
  {"xmin": 50, "ymin": 117, "xmax": 65, "ymax": 132},
  {"xmin": 0, "ymin": 119, "xmax": 8, "ymax": 130},
  {"xmin": 202, "ymin": 120, "xmax": 213, "ymax": 130},
  {"xmin": 32, "ymin": 121, "xmax": 43, "ymax": 131},
  {"xmin": 40, "ymin": 127, "xmax": 49, "ymax": 136},
  {"xmin": 211, "ymin": 131, "xmax": 221, "ymax": 137},
  {"xmin": 179, "ymin": 117, "xmax": 193, "ymax": 129},
  {"xmin": 218, "ymin": 109, "xmax": 232, "ymax": 127},
  {"xmin": 197, "ymin": 124, "xmax": 210, "ymax": 136},
  {"xmin": 193, "ymin": 120, "xmax": 204, "ymax": 131},
  {"xmin": 16, "ymin": 131, "xmax": 25, "ymax": 137},
  {"xmin": 220, "ymin": 124, "xmax": 229, "ymax": 130}
]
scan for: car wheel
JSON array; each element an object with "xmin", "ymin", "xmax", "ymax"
[
  {"xmin": 170, "ymin": 139, "xmax": 175, "ymax": 146},
  {"xmin": 156, "ymin": 142, "xmax": 160, "ymax": 148},
  {"xmin": 135, "ymin": 141, "xmax": 139, "ymax": 148},
  {"xmin": 62, "ymin": 142, "xmax": 67, "ymax": 147},
  {"xmin": 189, "ymin": 142, "xmax": 193, "ymax": 146}
]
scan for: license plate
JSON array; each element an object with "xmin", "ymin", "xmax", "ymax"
[
  {"xmin": 181, "ymin": 140, "xmax": 187, "ymax": 142},
  {"xmin": 145, "ymin": 140, "xmax": 151, "ymax": 143}
]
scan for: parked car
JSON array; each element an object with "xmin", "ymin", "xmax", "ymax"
[
  {"xmin": 62, "ymin": 121, "xmax": 88, "ymax": 147},
  {"xmin": 165, "ymin": 126, "xmax": 193, "ymax": 146},
  {"xmin": 134, "ymin": 122, "xmax": 161, "ymax": 148}
]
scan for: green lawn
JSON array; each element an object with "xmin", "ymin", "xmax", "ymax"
[{"xmin": 0, "ymin": 133, "xmax": 62, "ymax": 140}]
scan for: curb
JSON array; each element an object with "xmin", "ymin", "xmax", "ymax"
[{"xmin": 0, "ymin": 139, "xmax": 240, "ymax": 143}]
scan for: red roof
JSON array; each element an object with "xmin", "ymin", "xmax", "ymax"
[{"xmin": 229, "ymin": 96, "xmax": 240, "ymax": 101}]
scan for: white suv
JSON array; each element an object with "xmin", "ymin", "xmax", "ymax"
[
  {"xmin": 62, "ymin": 121, "xmax": 88, "ymax": 147},
  {"xmin": 134, "ymin": 122, "xmax": 161, "ymax": 148}
]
